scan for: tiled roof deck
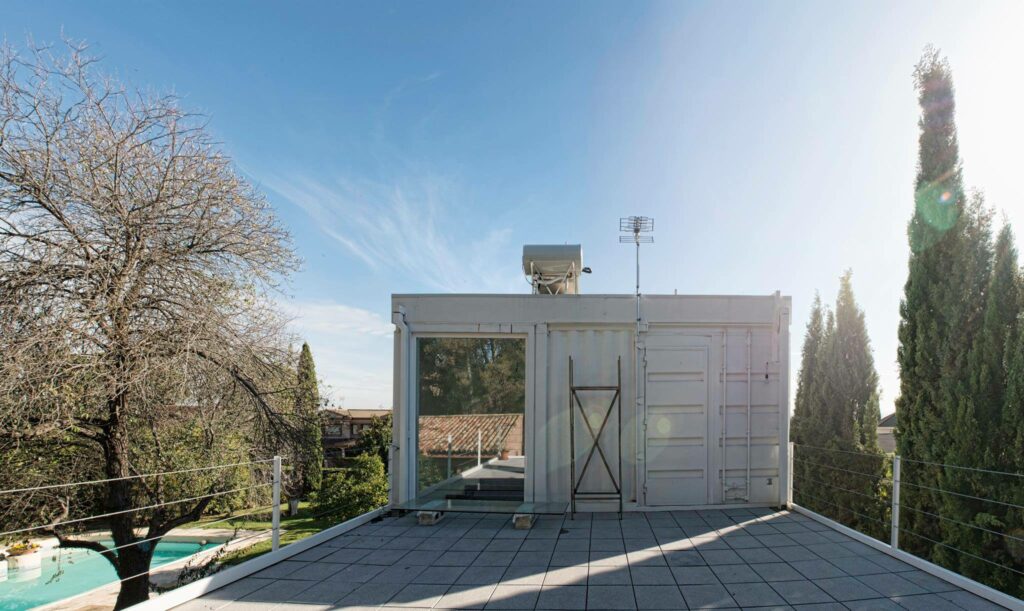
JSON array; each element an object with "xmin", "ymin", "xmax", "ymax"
[{"xmin": 175, "ymin": 509, "xmax": 1006, "ymax": 610}]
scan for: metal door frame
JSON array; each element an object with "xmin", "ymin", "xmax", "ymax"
[{"xmin": 641, "ymin": 334, "xmax": 712, "ymax": 507}]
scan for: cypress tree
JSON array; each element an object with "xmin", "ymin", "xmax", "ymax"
[
  {"xmin": 791, "ymin": 293, "xmax": 825, "ymax": 446},
  {"xmin": 971, "ymin": 224, "xmax": 1023, "ymax": 456},
  {"xmin": 294, "ymin": 342, "xmax": 323, "ymax": 497},
  {"xmin": 792, "ymin": 274, "xmax": 886, "ymax": 538},
  {"xmin": 896, "ymin": 48, "xmax": 994, "ymax": 560}
]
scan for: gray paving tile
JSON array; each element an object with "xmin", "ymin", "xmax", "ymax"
[
  {"xmin": 630, "ymin": 566, "xmax": 676, "ymax": 585},
  {"xmin": 700, "ymin": 549, "xmax": 745, "ymax": 565},
  {"xmin": 487, "ymin": 539, "xmax": 525, "ymax": 552},
  {"xmin": 413, "ymin": 564, "xmax": 466, "ymax": 584},
  {"xmin": 333, "ymin": 563, "xmax": 386, "ymax": 582},
  {"xmin": 452, "ymin": 538, "xmax": 492, "ymax": 552},
  {"xmin": 288, "ymin": 579, "xmax": 359, "ymax": 603},
  {"xmin": 711, "ymin": 563, "xmax": 763, "ymax": 584},
  {"xmin": 823, "ymin": 556, "xmax": 885, "ymax": 576},
  {"xmin": 502, "ymin": 564, "xmax": 548, "ymax": 585},
  {"xmin": 521, "ymin": 538, "xmax": 558, "ymax": 551},
  {"xmin": 371, "ymin": 563, "xmax": 429, "ymax": 584},
  {"xmin": 725, "ymin": 581, "xmax": 787, "ymax": 607},
  {"xmin": 773, "ymin": 546, "xmax": 821, "ymax": 563},
  {"xmin": 891, "ymin": 593, "xmax": 964, "ymax": 610},
  {"xmin": 841, "ymin": 598, "xmax": 902, "ymax": 610},
  {"xmin": 590, "ymin": 550, "xmax": 629, "ymax": 566},
  {"xmin": 898, "ymin": 569, "xmax": 960, "ymax": 593},
  {"xmin": 514, "ymin": 550, "xmax": 554, "ymax": 566},
  {"xmin": 853, "ymin": 573, "xmax": 926, "ymax": 597},
  {"xmin": 664, "ymin": 550, "xmax": 705, "ymax": 566},
  {"xmin": 486, "ymin": 584, "xmax": 542, "ymax": 609},
  {"xmin": 588, "ymin": 564, "xmax": 632, "ymax": 585},
  {"xmin": 810, "ymin": 576, "xmax": 881, "ymax": 602},
  {"xmin": 459, "ymin": 565, "xmax": 511, "ymax": 585},
  {"xmin": 537, "ymin": 585, "xmax": 587, "ymax": 610},
  {"xmin": 634, "ymin": 584, "xmax": 686, "ymax": 609},
  {"xmin": 627, "ymin": 550, "xmax": 668, "ymax": 566},
  {"xmin": 751, "ymin": 562, "xmax": 805, "ymax": 582},
  {"xmin": 358, "ymin": 548, "xmax": 412, "ymax": 565},
  {"xmin": 787, "ymin": 560, "xmax": 846, "ymax": 580},
  {"xmin": 434, "ymin": 581, "xmax": 497, "ymax": 609},
  {"xmin": 336, "ymin": 582, "xmax": 405, "ymax": 606},
  {"xmin": 402, "ymin": 549, "xmax": 445, "ymax": 565},
  {"xmin": 591, "ymin": 539, "xmax": 626, "ymax": 552},
  {"xmin": 253, "ymin": 560, "xmax": 307, "ymax": 579},
  {"xmin": 388, "ymin": 583, "xmax": 451, "ymax": 607},
  {"xmin": 769, "ymin": 580, "xmax": 834, "ymax": 605},
  {"xmin": 290, "ymin": 546, "xmax": 337, "ymax": 562},
  {"xmin": 545, "ymin": 566, "xmax": 589, "ymax": 586},
  {"xmin": 586, "ymin": 585, "xmax": 637, "ymax": 609},
  {"xmin": 477, "ymin": 551, "xmax": 518, "ymax": 566},
  {"xmin": 936, "ymin": 590, "xmax": 1007, "ymax": 610},
  {"xmin": 735, "ymin": 547, "xmax": 783, "ymax": 564},
  {"xmin": 240, "ymin": 578, "xmax": 317, "ymax": 603},
  {"xmin": 859, "ymin": 553, "xmax": 913, "ymax": 572},
  {"xmin": 671, "ymin": 565, "xmax": 719, "ymax": 585},
  {"xmin": 680, "ymin": 583, "xmax": 736, "ymax": 608},
  {"xmin": 552, "ymin": 551, "xmax": 591, "ymax": 566}
]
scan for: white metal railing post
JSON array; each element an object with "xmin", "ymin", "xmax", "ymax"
[
  {"xmin": 477, "ymin": 430, "xmax": 482, "ymax": 467},
  {"xmin": 891, "ymin": 454, "xmax": 901, "ymax": 550},
  {"xmin": 272, "ymin": 455, "xmax": 281, "ymax": 552},
  {"xmin": 787, "ymin": 441, "xmax": 794, "ymax": 507}
]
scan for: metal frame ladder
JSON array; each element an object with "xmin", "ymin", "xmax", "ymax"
[{"xmin": 568, "ymin": 356, "xmax": 623, "ymax": 519}]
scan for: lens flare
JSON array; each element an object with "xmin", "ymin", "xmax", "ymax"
[{"xmin": 940, "ymin": 191, "xmax": 952, "ymax": 203}]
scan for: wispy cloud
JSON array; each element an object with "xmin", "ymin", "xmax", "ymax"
[
  {"xmin": 265, "ymin": 172, "xmax": 522, "ymax": 292},
  {"xmin": 281, "ymin": 300, "xmax": 394, "ymax": 408}
]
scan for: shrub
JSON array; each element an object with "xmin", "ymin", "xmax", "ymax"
[{"xmin": 313, "ymin": 454, "xmax": 387, "ymax": 521}]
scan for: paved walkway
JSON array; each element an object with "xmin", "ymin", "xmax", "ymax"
[{"xmin": 175, "ymin": 508, "xmax": 1007, "ymax": 610}]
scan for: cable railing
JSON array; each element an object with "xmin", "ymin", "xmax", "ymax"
[
  {"xmin": 0, "ymin": 456, "xmax": 288, "ymax": 600},
  {"xmin": 789, "ymin": 442, "xmax": 1024, "ymax": 605}
]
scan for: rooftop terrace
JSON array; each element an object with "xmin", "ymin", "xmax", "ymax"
[{"xmin": 172, "ymin": 508, "xmax": 1003, "ymax": 610}]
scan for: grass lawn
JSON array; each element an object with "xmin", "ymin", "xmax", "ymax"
[{"xmin": 188, "ymin": 502, "xmax": 339, "ymax": 566}]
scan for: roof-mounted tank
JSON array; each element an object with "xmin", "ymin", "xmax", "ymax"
[{"xmin": 522, "ymin": 244, "xmax": 588, "ymax": 295}]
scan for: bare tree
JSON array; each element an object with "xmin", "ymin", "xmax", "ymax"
[{"xmin": 0, "ymin": 40, "xmax": 301, "ymax": 608}]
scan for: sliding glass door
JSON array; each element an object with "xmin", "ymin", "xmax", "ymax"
[{"xmin": 414, "ymin": 337, "xmax": 526, "ymax": 508}]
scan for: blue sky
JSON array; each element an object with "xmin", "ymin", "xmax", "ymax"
[{"xmin": 6, "ymin": 1, "xmax": 1023, "ymax": 411}]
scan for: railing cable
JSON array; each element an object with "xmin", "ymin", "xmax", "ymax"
[
  {"xmin": 0, "ymin": 459, "xmax": 277, "ymax": 496},
  {"xmin": 792, "ymin": 457, "xmax": 893, "ymax": 483},
  {"xmin": 900, "ymin": 457, "xmax": 1024, "ymax": 480},
  {"xmin": 792, "ymin": 488, "xmax": 889, "ymax": 527},
  {"xmin": 898, "ymin": 504, "xmax": 1024, "ymax": 545},
  {"xmin": 0, "ymin": 483, "xmax": 272, "ymax": 538},
  {"xmin": 897, "ymin": 480, "xmax": 1024, "ymax": 512},
  {"xmin": 899, "ymin": 526, "xmax": 1024, "ymax": 577}
]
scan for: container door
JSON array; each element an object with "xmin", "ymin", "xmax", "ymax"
[{"xmin": 643, "ymin": 337, "xmax": 710, "ymax": 506}]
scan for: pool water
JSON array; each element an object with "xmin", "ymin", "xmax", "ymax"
[{"xmin": 0, "ymin": 540, "xmax": 217, "ymax": 611}]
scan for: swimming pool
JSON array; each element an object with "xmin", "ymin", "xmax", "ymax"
[{"xmin": 0, "ymin": 539, "xmax": 218, "ymax": 611}]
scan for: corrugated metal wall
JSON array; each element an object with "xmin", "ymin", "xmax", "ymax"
[
  {"xmin": 541, "ymin": 327, "xmax": 635, "ymax": 505},
  {"xmin": 721, "ymin": 328, "xmax": 783, "ymax": 504}
]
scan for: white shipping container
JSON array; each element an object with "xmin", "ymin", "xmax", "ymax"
[{"xmin": 390, "ymin": 292, "xmax": 791, "ymax": 512}]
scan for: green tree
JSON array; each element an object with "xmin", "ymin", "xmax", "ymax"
[
  {"xmin": 357, "ymin": 413, "xmax": 393, "ymax": 471},
  {"xmin": 293, "ymin": 343, "xmax": 323, "ymax": 497},
  {"xmin": 791, "ymin": 293, "xmax": 825, "ymax": 446},
  {"xmin": 313, "ymin": 453, "xmax": 388, "ymax": 520},
  {"xmin": 793, "ymin": 273, "xmax": 886, "ymax": 539},
  {"xmin": 896, "ymin": 47, "xmax": 994, "ymax": 564}
]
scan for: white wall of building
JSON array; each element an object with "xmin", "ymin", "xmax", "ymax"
[{"xmin": 391, "ymin": 293, "xmax": 791, "ymax": 511}]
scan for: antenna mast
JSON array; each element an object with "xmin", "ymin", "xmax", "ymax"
[{"xmin": 619, "ymin": 216, "xmax": 654, "ymax": 323}]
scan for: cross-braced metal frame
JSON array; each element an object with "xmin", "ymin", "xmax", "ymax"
[{"xmin": 568, "ymin": 356, "xmax": 623, "ymax": 519}]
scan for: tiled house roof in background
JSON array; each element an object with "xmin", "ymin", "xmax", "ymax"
[{"xmin": 418, "ymin": 413, "xmax": 523, "ymax": 457}]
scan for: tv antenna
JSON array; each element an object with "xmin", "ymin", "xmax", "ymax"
[{"xmin": 619, "ymin": 216, "xmax": 653, "ymax": 323}]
